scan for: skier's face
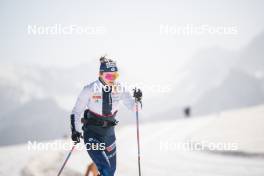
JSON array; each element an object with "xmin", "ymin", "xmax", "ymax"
[{"xmin": 101, "ymin": 72, "xmax": 119, "ymax": 84}]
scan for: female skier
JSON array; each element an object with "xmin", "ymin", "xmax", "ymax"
[{"xmin": 70, "ymin": 56, "xmax": 142, "ymax": 176}]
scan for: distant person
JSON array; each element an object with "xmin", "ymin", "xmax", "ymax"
[
  {"xmin": 184, "ymin": 106, "xmax": 191, "ymax": 118},
  {"xmin": 70, "ymin": 56, "xmax": 142, "ymax": 176}
]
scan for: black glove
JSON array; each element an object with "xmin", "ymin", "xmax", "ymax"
[
  {"xmin": 133, "ymin": 88, "xmax": 142, "ymax": 102},
  {"xmin": 71, "ymin": 131, "xmax": 81, "ymax": 143}
]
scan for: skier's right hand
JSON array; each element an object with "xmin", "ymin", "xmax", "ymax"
[{"xmin": 71, "ymin": 130, "xmax": 81, "ymax": 143}]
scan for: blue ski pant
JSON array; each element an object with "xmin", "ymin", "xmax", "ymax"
[{"xmin": 83, "ymin": 129, "xmax": 116, "ymax": 176}]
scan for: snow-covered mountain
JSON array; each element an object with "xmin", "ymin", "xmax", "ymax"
[
  {"xmin": 192, "ymin": 32, "xmax": 264, "ymax": 115},
  {"xmin": 0, "ymin": 59, "xmax": 105, "ymax": 146},
  {"xmin": 148, "ymin": 31, "xmax": 264, "ymax": 119},
  {"xmin": 0, "ymin": 98, "xmax": 68, "ymax": 146},
  {"xmin": 194, "ymin": 69, "xmax": 264, "ymax": 115},
  {"xmin": 0, "ymin": 82, "xmax": 23, "ymax": 118},
  {"xmin": 237, "ymin": 31, "xmax": 264, "ymax": 77},
  {"xmin": 0, "ymin": 60, "xmax": 98, "ymax": 109}
]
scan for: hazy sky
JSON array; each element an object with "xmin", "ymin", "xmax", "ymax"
[
  {"xmin": 1, "ymin": 0, "xmax": 264, "ymax": 63},
  {"xmin": 1, "ymin": 0, "xmax": 264, "ymax": 103}
]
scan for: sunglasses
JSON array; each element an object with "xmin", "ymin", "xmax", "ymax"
[{"xmin": 104, "ymin": 72, "xmax": 119, "ymax": 81}]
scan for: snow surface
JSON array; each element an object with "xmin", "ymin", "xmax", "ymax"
[
  {"xmin": 189, "ymin": 105, "xmax": 264, "ymax": 154},
  {"xmin": 1, "ymin": 105, "xmax": 264, "ymax": 176}
]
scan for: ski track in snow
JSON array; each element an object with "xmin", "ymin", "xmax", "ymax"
[{"xmin": 0, "ymin": 105, "xmax": 264, "ymax": 176}]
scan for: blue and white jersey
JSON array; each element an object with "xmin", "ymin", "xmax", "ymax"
[{"xmin": 71, "ymin": 78, "xmax": 135, "ymax": 132}]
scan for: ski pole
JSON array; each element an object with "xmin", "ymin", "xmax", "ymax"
[
  {"xmin": 57, "ymin": 144, "xmax": 76, "ymax": 176},
  {"xmin": 135, "ymin": 100, "xmax": 142, "ymax": 176}
]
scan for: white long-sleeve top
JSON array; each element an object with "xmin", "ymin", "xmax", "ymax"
[{"xmin": 71, "ymin": 79, "xmax": 135, "ymax": 132}]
